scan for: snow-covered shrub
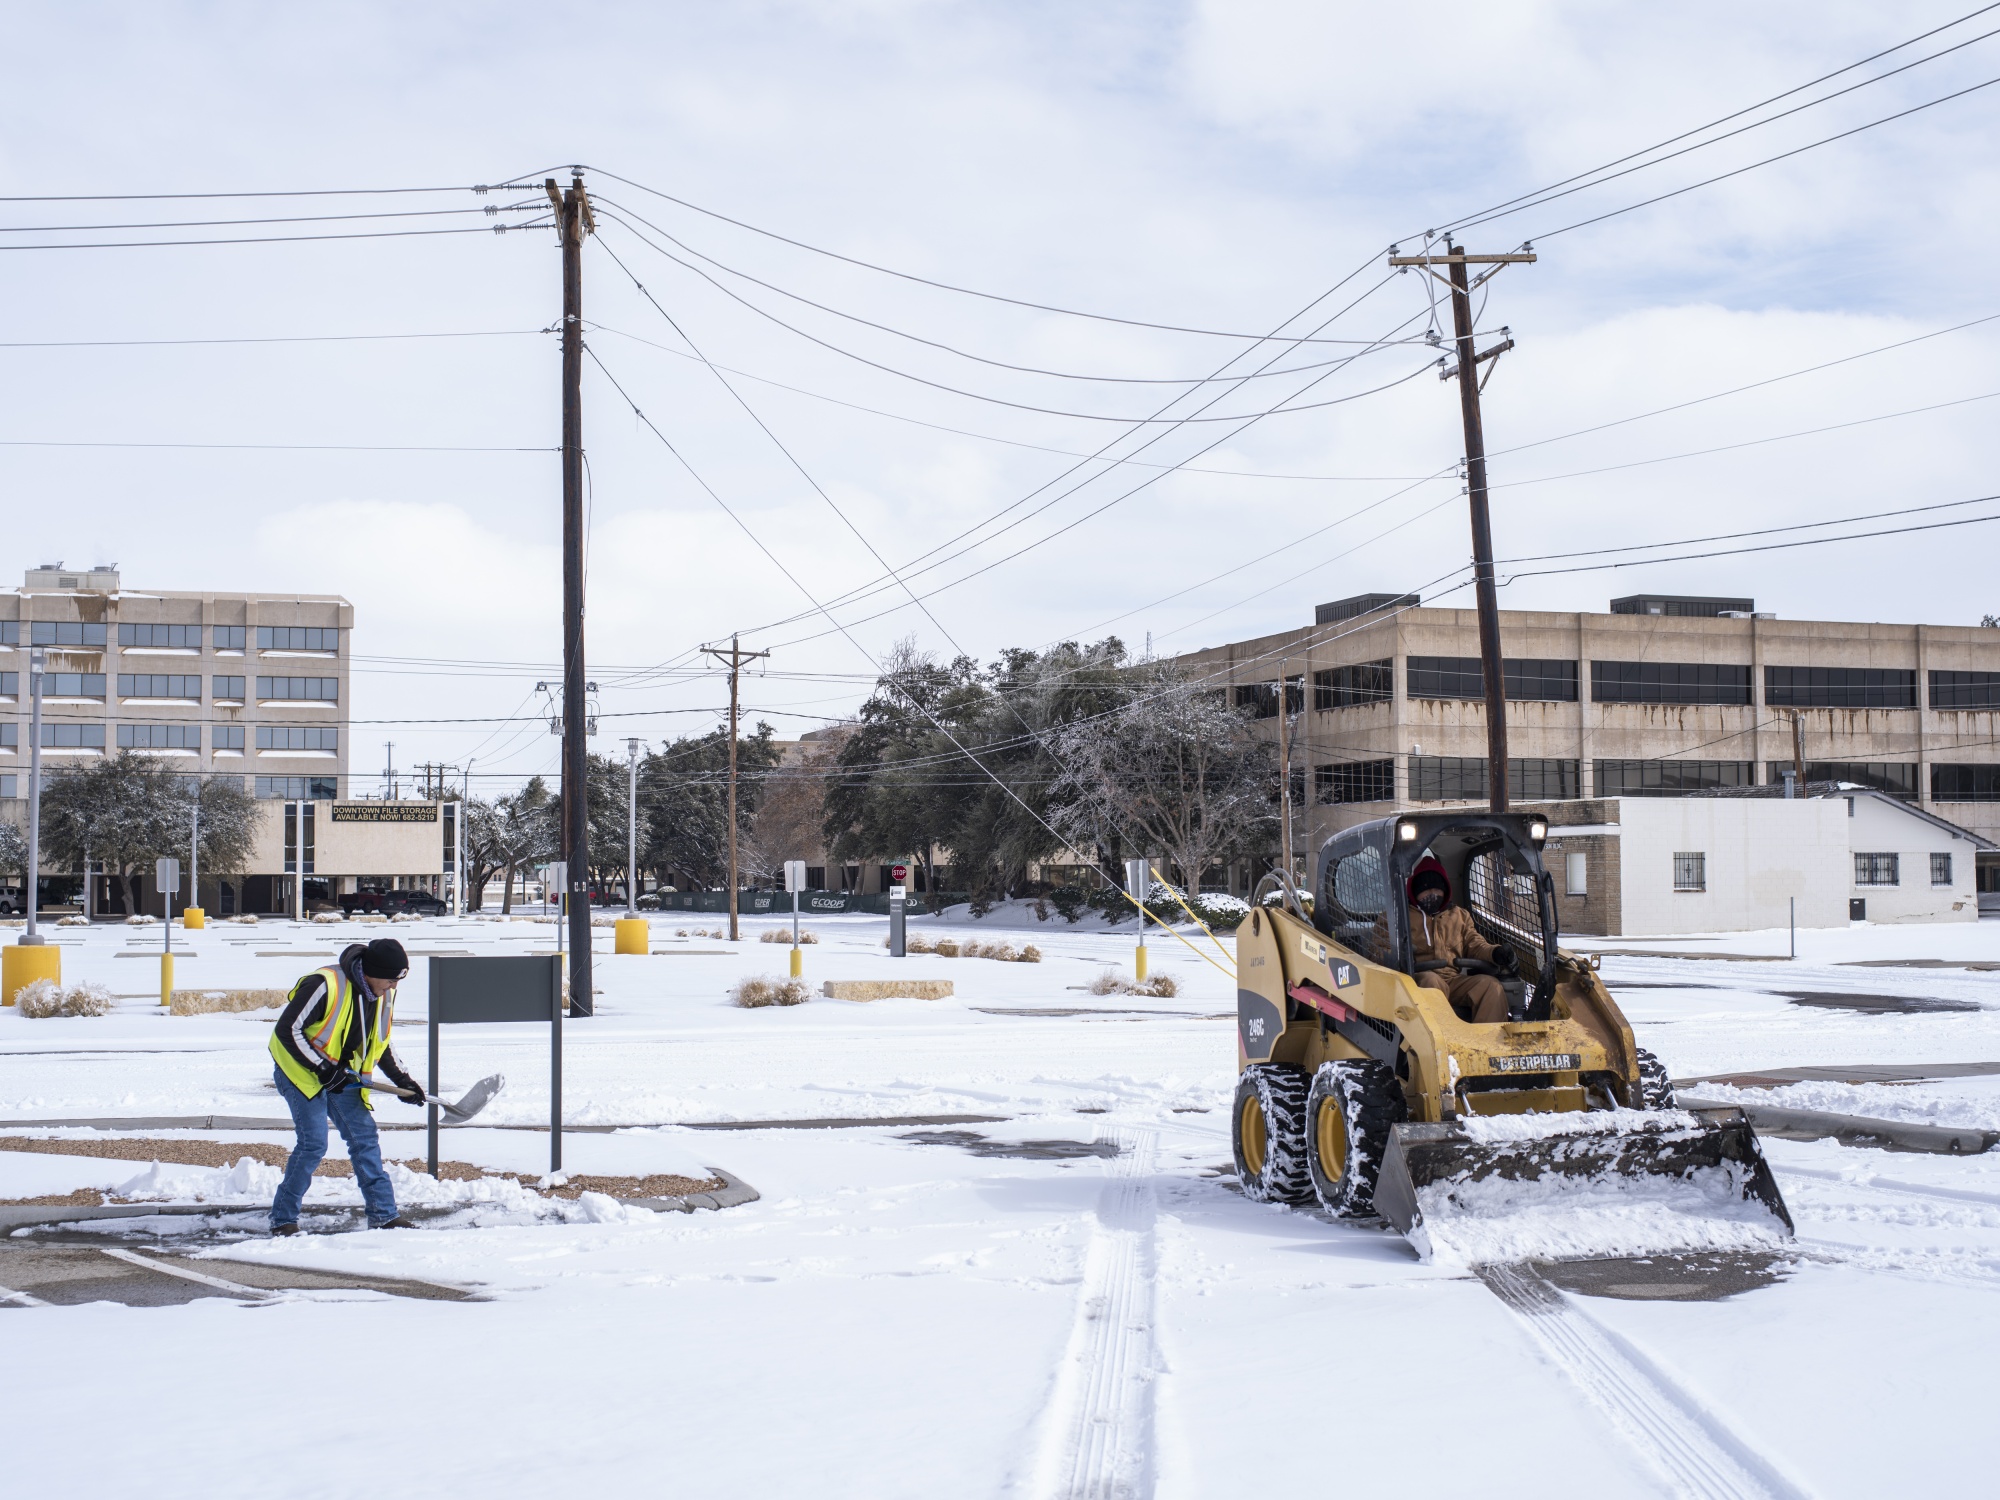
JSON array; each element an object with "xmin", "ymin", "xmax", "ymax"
[
  {"xmin": 16, "ymin": 978, "xmax": 115, "ymax": 1018},
  {"xmin": 390, "ymin": 913, "xmax": 421, "ymax": 923},
  {"xmin": 932, "ymin": 937, "xmax": 962, "ymax": 958},
  {"xmin": 1190, "ymin": 893, "xmax": 1250, "ymax": 930},
  {"xmin": 170, "ymin": 988, "xmax": 288, "ymax": 1016},
  {"xmin": 226, "ymin": 914, "xmax": 261, "ymax": 925},
  {"xmin": 58, "ymin": 914, "xmax": 91, "ymax": 927},
  {"xmin": 1086, "ymin": 968, "xmax": 1178, "ymax": 998},
  {"xmin": 731, "ymin": 975, "xmax": 811, "ymax": 1008},
  {"xmin": 1019, "ymin": 944, "xmax": 1043, "ymax": 963},
  {"xmin": 759, "ymin": 928, "xmax": 818, "ymax": 944},
  {"xmin": 124, "ymin": 914, "xmax": 159, "ymax": 927},
  {"xmin": 312, "ymin": 911, "xmax": 344, "ymax": 924},
  {"xmin": 1088, "ymin": 968, "xmax": 1124, "ymax": 996}
]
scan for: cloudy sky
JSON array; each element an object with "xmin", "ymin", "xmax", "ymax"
[{"xmin": 4, "ymin": 2, "xmax": 1997, "ymax": 791}]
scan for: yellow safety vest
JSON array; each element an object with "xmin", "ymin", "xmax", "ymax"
[{"xmin": 269, "ymin": 965, "xmax": 396, "ymax": 1108}]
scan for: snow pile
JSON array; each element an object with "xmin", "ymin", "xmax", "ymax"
[
  {"xmin": 1455, "ymin": 1107, "xmax": 1702, "ymax": 1143},
  {"xmin": 1697, "ymin": 1077, "xmax": 2000, "ymax": 1134},
  {"xmin": 115, "ymin": 1155, "xmax": 282, "ymax": 1203},
  {"xmin": 1410, "ymin": 1161, "xmax": 1789, "ymax": 1268}
]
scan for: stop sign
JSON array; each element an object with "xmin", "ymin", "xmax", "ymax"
[{"xmin": 891, "ymin": 863, "xmax": 909, "ymax": 883}]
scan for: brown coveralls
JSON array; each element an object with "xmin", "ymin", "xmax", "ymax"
[{"xmin": 1406, "ymin": 902, "xmax": 1509, "ymax": 1023}]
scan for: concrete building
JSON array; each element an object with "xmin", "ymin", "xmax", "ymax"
[
  {"xmin": 1526, "ymin": 786, "xmax": 1991, "ymax": 936},
  {"xmin": 1179, "ymin": 591, "xmax": 2000, "ymax": 902},
  {"xmin": 0, "ymin": 564, "xmax": 351, "ymax": 801}
]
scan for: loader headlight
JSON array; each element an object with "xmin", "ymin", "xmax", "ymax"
[
  {"xmin": 1527, "ymin": 819, "xmax": 1548, "ymax": 843},
  {"xmin": 1396, "ymin": 820, "xmax": 1419, "ymax": 843}
]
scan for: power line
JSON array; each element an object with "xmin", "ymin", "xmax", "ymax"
[
  {"xmin": 0, "ymin": 439, "xmax": 553, "ymax": 453},
  {"xmin": 0, "ymin": 204, "xmax": 543, "ymax": 235},
  {"xmin": 0, "ymin": 222, "xmax": 550, "ymax": 253},
  {"xmin": 0, "ymin": 328, "xmax": 545, "ymax": 350}
]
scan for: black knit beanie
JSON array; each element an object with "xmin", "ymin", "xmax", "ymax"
[{"xmin": 360, "ymin": 938, "xmax": 409, "ymax": 980}]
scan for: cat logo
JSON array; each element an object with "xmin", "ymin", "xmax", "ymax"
[{"xmin": 1332, "ymin": 961, "xmax": 1358, "ymax": 989}]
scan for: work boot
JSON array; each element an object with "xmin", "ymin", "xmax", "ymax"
[
  {"xmin": 271, "ymin": 1223, "xmax": 300, "ymax": 1237},
  {"xmin": 372, "ymin": 1215, "xmax": 417, "ymax": 1230}
]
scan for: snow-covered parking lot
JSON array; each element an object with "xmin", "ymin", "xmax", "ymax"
[{"xmin": 7, "ymin": 907, "xmax": 2000, "ymax": 1499}]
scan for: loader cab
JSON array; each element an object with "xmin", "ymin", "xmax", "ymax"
[{"xmin": 1315, "ymin": 811, "xmax": 1560, "ymax": 1018}]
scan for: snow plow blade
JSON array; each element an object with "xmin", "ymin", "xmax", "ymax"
[{"xmin": 1372, "ymin": 1105, "xmax": 1794, "ymax": 1244}]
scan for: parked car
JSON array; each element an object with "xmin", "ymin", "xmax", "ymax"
[{"xmin": 382, "ymin": 889, "xmax": 447, "ymax": 916}]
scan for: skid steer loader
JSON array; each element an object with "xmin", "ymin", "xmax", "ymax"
[{"xmin": 1231, "ymin": 810, "xmax": 1792, "ymax": 1255}]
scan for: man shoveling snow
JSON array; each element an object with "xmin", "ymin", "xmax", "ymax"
[{"xmin": 268, "ymin": 938, "xmax": 424, "ymax": 1235}]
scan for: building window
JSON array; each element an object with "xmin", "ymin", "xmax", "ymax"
[
  {"xmin": 1232, "ymin": 681, "xmax": 1287, "ymax": 719},
  {"xmin": 47, "ymin": 673, "xmax": 107, "ymax": 698},
  {"xmin": 118, "ymin": 724, "xmax": 200, "ymax": 750},
  {"xmin": 0, "ymin": 672, "xmax": 15, "ymax": 697},
  {"xmin": 118, "ymin": 623, "xmax": 201, "ymax": 648},
  {"xmin": 257, "ymin": 726, "xmax": 339, "ymax": 752},
  {"xmin": 258, "ymin": 626, "xmax": 339, "ymax": 652},
  {"xmin": 1407, "ymin": 657, "xmax": 1485, "ymax": 700},
  {"xmin": 212, "ymin": 725, "xmax": 246, "ymax": 752},
  {"xmin": 1931, "ymin": 670, "xmax": 2000, "ymax": 710},
  {"xmin": 1316, "ymin": 759, "xmax": 1395, "ymax": 804},
  {"xmin": 1312, "ymin": 660, "xmax": 1392, "ymax": 709},
  {"xmin": 1591, "ymin": 661, "xmax": 1752, "ymax": 706},
  {"xmin": 29, "ymin": 622, "xmax": 108, "ymax": 647},
  {"xmin": 0, "ymin": 724, "xmax": 16, "ymax": 748},
  {"xmin": 1764, "ymin": 761, "xmax": 1918, "ymax": 799},
  {"xmin": 117, "ymin": 673, "xmax": 201, "ymax": 700},
  {"xmin": 1505, "ymin": 660, "xmax": 1580, "ymax": 702},
  {"xmin": 1509, "ymin": 758, "xmax": 1580, "ymax": 800},
  {"xmin": 257, "ymin": 775, "xmax": 337, "ymax": 799},
  {"xmin": 0, "ymin": 622, "xmax": 16, "ymax": 645},
  {"xmin": 213, "ymin": 625, "xmax": 247, "ymax": 651},
  {"xmin": 256, "ymin": 676, "xmax": 338, "ymax": 702},
  {"xmin": 1932, "ymin": 852, "xmax": 1953, "ymax": 887},
  {"xmin": 1409, "ymin": 755, "xmax": 1488, "ymax": 801},
  {"xmin": 1931, "ymin": 764, "xmax": 2000, "ymax": 802},
  {"xmin": 1765, "ymin": 666, "xmax": 1916, "ymax": 710},
  {"xmin": 1594, "ymin": 759, "xmax": 1755, "ymax": 796},
  {"xmin": 1565, "ymin": 851, "xmax": 1588, "ymax": 896},
  {"xmin": 42, "ymin": 724, "xmax": 107, "ymax": 748},
  {"xmin": 0, "ymin": 774, "xmax": 14, "ymax": 797},
  {"xmin": 1673, "ymin": 852, "xmax": 1706, "ymax": 892},
  {"xmin": 213, "ymin": 675, "xmax": 246, "ymax": 700},
  {"xmin": 1855, "ymin": 852, "xmax": 1900, "ymax": 886}
]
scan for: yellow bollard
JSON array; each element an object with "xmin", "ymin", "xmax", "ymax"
[
  {"xmin": 1135, "ymin": 945, "xmax": 1149, "ymax": 983},
  {"xmin": 160, "ymin": 952, "xmax": 174, "ymax": 1007},
  {"xmin": 3, "ymin": 944, "xmax": 63, "ymax": 1006},
  {"xmin": 182, "ymin": 906, "xmax": 205, "ymax": 930},
  {"xmin": 790, "ymin": 945, "xmax": 803, "ymax": 979},
  {"xmin": 613, "ymin": 917, "xmax": 649, "ymax": 955}
]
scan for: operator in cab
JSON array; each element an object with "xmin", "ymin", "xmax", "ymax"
[{"xmin": 1405, "ymin": 855, "xmax": 1516, "ymax": 1023}]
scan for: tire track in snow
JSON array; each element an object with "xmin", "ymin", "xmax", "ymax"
[
  {"xmin": 1026, "ymin": 1126, "xmax": 1160, "ymax": 1500},
  {"xmin": 1479, "ymin": 1264, "xmax": 1811, "ymax": 1500}
]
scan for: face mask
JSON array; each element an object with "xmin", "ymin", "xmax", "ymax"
[{"xmin": 1415, "ymin": 889, "xmax": 1446, "ymax": 915}]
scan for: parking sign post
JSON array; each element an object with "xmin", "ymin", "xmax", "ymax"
[
  {"xmin": 783, "ymin": 861, "xmax": 806, "ymax": 978},
  {"xmin": 156, "ymin": 857, "xmax": 181, "ymax": 1006}
]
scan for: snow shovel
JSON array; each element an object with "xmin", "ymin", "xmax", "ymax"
[
  {"xmin": 355, "ymin": 1073, "xmax": 505, "ymax": 1124},
  {"xmin": 1371, "ymin": 1105, "xmax": 1795, "ymax": 1251}
]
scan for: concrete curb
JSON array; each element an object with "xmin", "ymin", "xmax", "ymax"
[
  {"xmin": 0, "ymin": 1203, "xmax": 460, "ymax": 1232},
  {"xmin": 1680, "ymin": 1095, "xmax": 1998, "ymax": 1156},
  {"xmin": 622, "ymin": 1168, "xmax": 761, "ymax": 1215}
]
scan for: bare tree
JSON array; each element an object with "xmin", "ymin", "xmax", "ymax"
[{"xmin": 1047, "ymin": 661, "xmax": 1276, "ymax": 893}]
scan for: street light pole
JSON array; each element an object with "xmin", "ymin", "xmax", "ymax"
[
  {"xmin": 625, "ymin": 738, "xmax": 641, "ymax": 917},
  {"xmin": 23, "ymin": 649, "xmax": 44, "ymax": 945}
]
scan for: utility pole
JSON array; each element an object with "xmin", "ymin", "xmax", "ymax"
[
  {"xmin": 1779, "ymin": 707, "xmax": 1807, "ymax": 788},
  {"xmin": 548, "ymin": 171, "xmax": 596, "ymax": 1015},
  {"xmin": 1389, "ymin": 240, "xmax": 1534, "ymax": 812},
  {"xmin": 701, "ymin": 635, "xmax": 769, "ymax": 941},
  {"xmin": 1278, "ymin": 661, "xmax": 1294, "ymax": 879}
]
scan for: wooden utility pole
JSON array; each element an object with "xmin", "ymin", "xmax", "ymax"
[
  {"xmin": 1389, "ymin": 241, "xmax": 1534, "ymax": 812},
  {"xmin": 1278, "ymin": 662, "xmax": 1294, "ymax": 878},
  {"xmin": 548, "ymin": 172, "xmax": 595, "ymax": 1015},
  {"xmin": 702, "ymin": 635, "xmax": 769, "ymax": 940},
  {"xmin": 1778, "ymin": 707, "xmax": 1808, "ymax": 789}
]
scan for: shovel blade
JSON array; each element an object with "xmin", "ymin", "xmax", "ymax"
[
  {"xmin": 439, "ymin": 1073, "xmax": 504, "ymax": 1124},
  {"xmin": 1373, "ymin": 1106, "xmax": 1794, "ymax": 1244}
]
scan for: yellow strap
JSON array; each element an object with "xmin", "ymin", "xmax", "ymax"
[
  {"xmin": 1147, "ymin": 866, "xmax": 1237, "ymax": 968},
  {"xmin": 1107, "ymin": 875, "xmax": 1235, "ymax": 982}
]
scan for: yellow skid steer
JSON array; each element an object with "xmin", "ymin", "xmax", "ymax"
[{"xmin": 1231, "ymin": 811, "xmax": 1791, "ymax": 1259}]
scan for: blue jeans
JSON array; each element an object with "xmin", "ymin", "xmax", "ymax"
[{"xmin": 271, "ymin": 1067, "xmax": 399, "ymax": 1227}]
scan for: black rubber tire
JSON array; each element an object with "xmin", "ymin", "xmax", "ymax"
[
  {"xmin": 1232, "ymin": 1065, "xmax": 1312, "ymax": 1203},
  {"xmin": 1305, "ymin": 1060, "xmax": 1407, "ymax": 1217},
  {"xmin": 1635, "ymin": 1047, "xmax": 1677, "ymax": 1110}
]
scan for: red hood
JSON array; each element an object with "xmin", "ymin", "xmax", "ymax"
[{"xmin": 1407, "ymin": 855, "xmax": 1451, "ymax": 907}]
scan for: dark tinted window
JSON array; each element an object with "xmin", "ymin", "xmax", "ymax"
[
  {"xmin": 1930, "ymin": 671, "xmax": 2000, "ymax": 710},
  {"xmin": 1510, "ymin": 759, "xmax": 1579, "ymax": 799},
  {"xmin": 1313, "ymin": 660, "xmax": 1392, "ymax": 709},
  {"xmin": 1407, "ymin": 657, "xmax": 1484, "ymax": 699},
  {"xmin": 1592, "ymin": 661, "xmax": 1751, "ymax": 705},
  {"xmin": 1766, "ymin": 761, "xmax": 1917, "ymax": 799},
  {"xmin": 1594, "ymin": 759, "xmax": 1754, "ymax": 795},
  {"xmin": 1410, "ymin": 755, "xmax": 1486, "ymax": 801},
  {"xmin": 1932, "ymin": 764, "xmax": 2000, "ymax": 802},
  {"xmin": 1407, "ymin": 657, "xmax": 1578, "ymax": 701},
  {"xmin": 1765, "ymin": 666, "xmax": 1915, "ymax": 709},
  {"xmin": 1315, "ymin": 759, "xmax": 1394, "ymax": 804}
]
